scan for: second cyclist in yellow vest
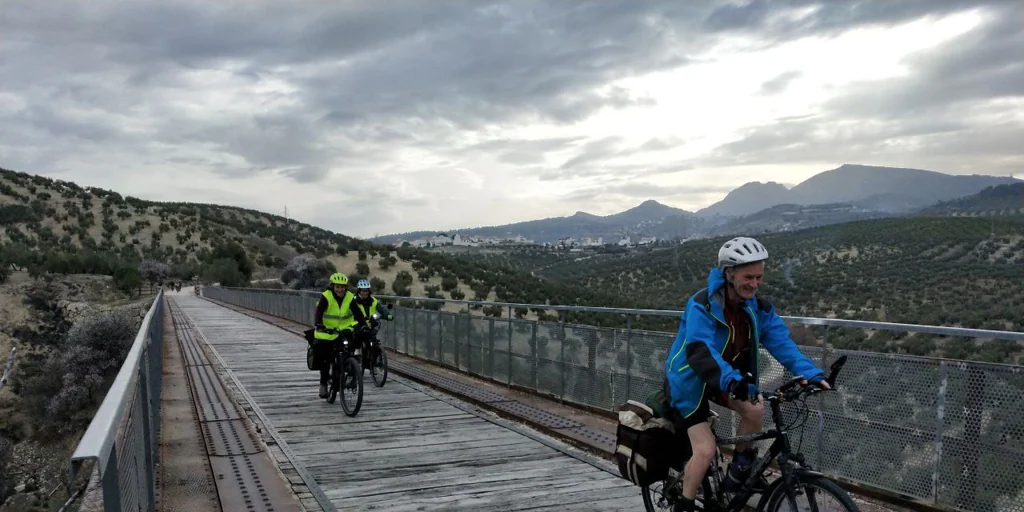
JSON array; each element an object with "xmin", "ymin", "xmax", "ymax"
[
  {"xmin": 352, "ymin": 278, "xmax": 394, "ymax": 351},
  {"xmin": 313, "ymin": 273, "xmax": 366, "ymax": 398}
]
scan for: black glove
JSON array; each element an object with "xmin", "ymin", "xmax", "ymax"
[{"xmin": 727, "ymin": 375, "xmax": 759, "ymax": 401}]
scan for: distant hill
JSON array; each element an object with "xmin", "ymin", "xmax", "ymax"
[
  {"xmin": 697, "ymin": 181, "xmax": 791, "ymax": 217},
  {"xmin": 697, "ymin": 164, "xmax": 1018, "ymax": 217},
  {"xmin": 377, "ymin": 164, "xmax": 1017, "ymax": 245},
  {"xmin": 371, "ymin": 199, "xmax": 703, "ymax": 244},
  {"xmin": 918, "ymin": 182, "xmax": 1024, "ymax": 217},
  {"xmin": 707, "ymin": 202, "xmax": 894, "ymax": 236}
]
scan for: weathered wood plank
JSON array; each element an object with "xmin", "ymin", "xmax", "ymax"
[{"xmin": 173, "ymin": 296, "xmax": 643, "ymax": 511}]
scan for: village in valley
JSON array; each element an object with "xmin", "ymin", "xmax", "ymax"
[{"xmin": 395, "ymin": 232, "xmax": 665, "ymax": 251}]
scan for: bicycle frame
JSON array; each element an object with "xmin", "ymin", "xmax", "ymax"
[{"xmin": 708, "ymin": 396, "xmax": 803, "ymax": 512}]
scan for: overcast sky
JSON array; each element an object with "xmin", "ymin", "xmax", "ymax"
[{"xmin": 2, "ymin": 1, "xmax": 1022, "ymax": 238}]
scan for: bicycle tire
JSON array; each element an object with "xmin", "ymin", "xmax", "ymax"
[
  {"xmin": 371, "ymin": 348, "xmax": 388, "ymax": 387},
  {"xmin": 340, "ymin": 357, "xmax": 363, "ymax": 417},
  {"xmin": 326, "ymin": 356, "xmax": 339, "ymax": 404},
  {"xmin": 762, "ymin": 474, "xmax": 859, "ymax": 512}
]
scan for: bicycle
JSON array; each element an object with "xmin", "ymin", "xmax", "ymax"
[
  {"xmin": 642, "ymin": 355, "xmax": 858, "ymax": 512},
  {"xmin": 357, "ymin": 314, "xmax": 389, "ymax": 388},
  {"xmin": 322, "ymin": 329, "xmax": 364, "ymax": 417}
]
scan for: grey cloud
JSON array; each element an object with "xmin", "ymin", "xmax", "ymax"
[
  {"xmin": 471, "ymin": 135, "xmax": 590, "ymax": 167},
  {"xmin": 498, "ymin": 152, "xmax": 545, "ymax": 166},
  {"xmin": 826, "ymin": 9, "xmax": 1024, "ymax": 116},
  {"xmin": 640, "ymin": 138, "xmax": 685, "ymax": 151},
  {"xmin": 703, "ymin": 0, "xmax": 996, "ymax": 40},
  {"xmin": 760, "ymin": 71, "xmax": 801, "ymax": 95},
  {"xmin": 2, "ymin": 1, "xmax": 719, "ymax": 188},
  {"xmin": 704, "ymin": 112, "xmax": 1022, "ymax": 175},
  {"xmin": 708, "ymin": 5, "xmax": 1024, "ymax": 175},
  {"xmin": 616, "ymin": 182, "xmax": 735, "ymax": 199},
  {"xmin": 560, "ymin": 179, "xmax": 734, "ymax": 205},
  {"xmin": 560, "ymin": 137, "xmax": 625, "ymax": 169}
]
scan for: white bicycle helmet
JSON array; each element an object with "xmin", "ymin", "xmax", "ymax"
[
  {"xmin": 356, "ymin": 279, "xmax": 371, "ymax": 290},
  {"xmin": 718, "ymin": 236, "xmax": 769, "ymax": 268}
]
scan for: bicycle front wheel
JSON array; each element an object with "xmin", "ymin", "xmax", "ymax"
[
  {"xmin": 326, "ymin": 356, "xmax": 340, "ymax": 404},
  {"xmin": 763, "ymin": 474, "xmax": 859, "ymax": 512},
  {"xmin": 340, "ymin": 357, "xmax": 363, "ymax": 417}
]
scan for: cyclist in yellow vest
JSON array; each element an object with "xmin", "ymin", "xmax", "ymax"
[
  {"xmin": 313, "ymin": 273, "xmax": 363, "ymax": 398},
  {"xmin": 353, "ymin": 279, "xmax": 394, "ymax": 327}
]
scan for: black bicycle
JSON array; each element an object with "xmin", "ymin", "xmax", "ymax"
[
  {"xmin": 642, "ymin": 356, "xmax": 858, "ymax": 512},
  {"xmin": 323, "ymin": 329, "xmax": 364, "ymax": 417},
  {"xmin": 358, "ymin": 314, "xmax": 388, "ymax": 388}
]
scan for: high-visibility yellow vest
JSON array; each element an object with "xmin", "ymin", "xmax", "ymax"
[
  {"xmin": 355, "ymin": 297, "xmax": 379, "ymax": 320},
  {"xmin": 314, "ymin": 290, "xmax": 356, "ymax": 340}
]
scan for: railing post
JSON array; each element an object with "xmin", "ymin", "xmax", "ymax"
[
  {"xmin": 507, "ymin": 306, "xmax": 513, "ymax": 387},
  {"xmin": 959, "ymin": 363, "xmax": 985, "ymax": 512},
  {"xmin": 933, "ymin": 360, "xmax": 948, "ymax": 506},
  {"xmin": 488, "ymin": 316, "xmax": 495, "ymax": 379},
  {"xmin": 438, "ymin": 309, "xmax": 443, "ymax": 364},
  {"xmin": 559, "ymin": 310, "xmax": 566, "ymax": 402},
  {"xmin": 625, "ymin": 316, "xmax": 632, "ymax": 400},
  {"xmin": 453, "ymin": 309, "xmax": 460, "ymax": 369},
  {"xmin": 139, "ymin": 354, "xmax": 157, "ymax": 511},
  {"xmin": 101, "ymin": 446, "xmax": 122, "ymax": 512},
  {"xmin": 412, "ymin": 307, "xmax": 417, "ymax": 357},
  {"xmin": 816, "ymin": 325, "xmax": 829, "ymax": 470},
  {"xmin": 531, "ymin": 321, "xmax": 538, "ymax": 390}
]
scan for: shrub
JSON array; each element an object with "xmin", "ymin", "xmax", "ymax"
[
  {"xmin": 16, "ymin": 308, "xmax": 141, "ymax": 437},
  {"xmin": 280, "ymin": 254, "xmax": 336, "ymax": 290}
]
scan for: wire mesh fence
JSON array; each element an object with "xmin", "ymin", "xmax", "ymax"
[
  {"xmin": 203, "ymin": 286, "xmax": 1024, "ymax": 512},
  {"xmin": 69, "ymin": 289, "xmax": 165, "ymax": 512}
]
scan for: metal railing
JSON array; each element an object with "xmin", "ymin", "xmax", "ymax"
[
  {"xmin": 203, "ymin": 286, "xmax": 1024, "ymax": 512},
  {"xmin": 69, "ymin": 289, "xmax": 165, "ymax": 512}
]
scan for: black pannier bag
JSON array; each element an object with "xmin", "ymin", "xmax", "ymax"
[
  {"xmin": 304, "ymin": 328, "xmax": 318, "ymax": 371},
  {"xmin": 615, "ymin": 397, "xmax": 677, "ymax": 486}
]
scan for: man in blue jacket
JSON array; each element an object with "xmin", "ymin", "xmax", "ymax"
[{"xmin": 665, "ymin": 236, "xmax": 829, "ymax": 510}]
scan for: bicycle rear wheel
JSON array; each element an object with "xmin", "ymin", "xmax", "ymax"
[
  {"xmin": 763, "ymin": 474, "xmax": 859, "ymax": 512},
  {"xmin": 371, "ymin": 348, "xmax": 388, "ymax": 387},
  {"xmin": 340, "ymin": 357, "xmax": 363, "ymax": 417},
  {"xmin": 642, "ymin": 473, "xmax": 713, "ymax": 511}
]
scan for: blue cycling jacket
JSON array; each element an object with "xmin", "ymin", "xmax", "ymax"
[{"xmin": 664, "ymin": 267, "xmax": 824, "ymax": 419}]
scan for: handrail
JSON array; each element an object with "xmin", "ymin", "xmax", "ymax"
[
  {"xmin": 68, "ymin": 289, "xmax": 164, "ymax": 511},
  {"xmin": 218, "ymin": 286, "xmax": 1024, "ymax": 342}
]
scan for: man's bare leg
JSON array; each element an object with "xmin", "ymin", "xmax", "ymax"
[
  {"xmin": 724, "ymin": 398, "xmax": 765, "ymax": 453},
  {"xmin": 682, "ymin": 422, "xmax": 717, "ymax": 500}
]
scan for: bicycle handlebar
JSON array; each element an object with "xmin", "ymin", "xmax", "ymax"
[{"xmin": 736, "ymin": 355, "xmax": 848, "ymax": 404}]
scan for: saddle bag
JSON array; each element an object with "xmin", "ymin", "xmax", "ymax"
[
  {"xmin": 615, "ymin": 398, "xmax": 676, "ymax": 487},
  {"xmin": 304, "ymin": 328, "xmax": 318, "ymax": 371}
]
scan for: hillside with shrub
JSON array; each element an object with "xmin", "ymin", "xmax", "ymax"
[
  {"xmin": 521, "ymin": 216, "xmax": 1024, "ymax": 363},
  {"xmin": 918, "ymin": 182, "xmax": 1024, "ymax": 217},
  {"xmin": 0, "ymin": 167, "xmax": 627, "ymax": 320},
  {"xmin": 0, "ymin": 272, "xmax": 152, "ymax": 510}
]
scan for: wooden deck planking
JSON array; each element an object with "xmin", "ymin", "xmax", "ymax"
[{"xmin": 173, "ymin": 296, "xmax": 642, "ymax": 511}]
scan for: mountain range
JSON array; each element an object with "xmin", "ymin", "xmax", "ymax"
[{"xmin": 371, "ymin": 164, "xmax": 1021, "ymax": 244}]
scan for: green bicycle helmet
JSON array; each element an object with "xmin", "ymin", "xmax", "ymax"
[{"xmin": 329, "ymin": 273, "xmax": 349, "ymax": 285}]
